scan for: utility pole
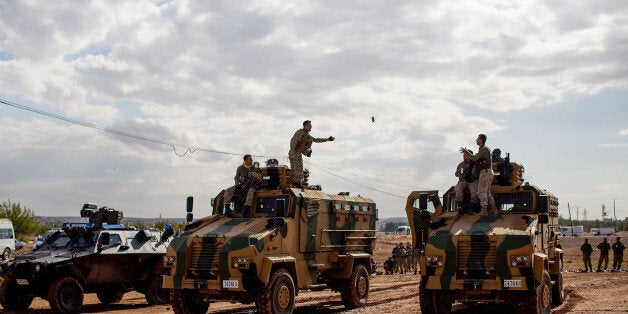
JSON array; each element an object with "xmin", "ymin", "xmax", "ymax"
[
  {"xmin": 576, "ymin": 206, "xmax": 579, "ymax": 222},
  {"xmin": 568, "ymin": 203, "xmax": 574, "ymax": 236},
  {"xmin": 583, "ymin": 208, "xmax": 588, "ymax": 221}
]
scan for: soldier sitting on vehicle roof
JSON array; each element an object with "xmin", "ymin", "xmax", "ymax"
[{"xmin": 223, "ymin": 154, "xmax": 262, "ymax": 216}]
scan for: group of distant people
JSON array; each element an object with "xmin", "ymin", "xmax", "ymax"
[
  {"xmin": 384, "ymin": 242, "xmax": 418, "ymax": 275},
  {"xmin": 221, "ymin": 120, "xmax": 334, "ymax": 215},
  {"xmin": 456, "ymin": 134, "xmax": 501, "ymax": 216},
  {"xmin": 580, "ymin": 236, "xmax": 625, "ymax": 272}
]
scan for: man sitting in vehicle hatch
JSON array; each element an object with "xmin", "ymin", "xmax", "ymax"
[{"xmin": 223, "ymin": 154, "xmax": 262, "ymax": 216}]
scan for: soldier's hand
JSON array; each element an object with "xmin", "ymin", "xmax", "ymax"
[
  {"xmin": 459, "ymin": 147, "xmax": 468, "ymax": 154},
  {"xmin": 305, "ymin": 148, "xmax": 312, "ymax": 157},
  {"xmin": 328, "ymin": 136, "xmax": 335, "ymax": 141}
]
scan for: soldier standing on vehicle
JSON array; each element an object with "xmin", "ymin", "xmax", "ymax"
[
  {"xmin": 580, "ymin": 238, "xmax": 593, "ymax": 272},
  {"xmin": 461, "ymin": 134, "xmax": 496, "ymax": 216},
  {"xmin": 597, "ymin": 237, "xmax": 611, "ymax": 272},
  {"xmin": 454, "ymin": 150, "xmax": 478, "ymax": 214},
  {"xmin": 222, "ymin": 154, "xmax": 262, "ymax": 216},
  {"xmin": 289, "ymin": 120, "xmax": 334, "ymax": 188},
  {"xmin": 612, "ymin": 236, "xmax": 625, "ymax": 271}
]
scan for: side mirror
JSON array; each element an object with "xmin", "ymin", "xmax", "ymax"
[
  {"xmin": 419, "ymin": 194, "xmax": 428, "ymax": 210},
  {"xmin": 538, "ymin": 213, "xmax": 549, "ymax": 224}
]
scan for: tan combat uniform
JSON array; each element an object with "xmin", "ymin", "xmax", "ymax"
[
  {"xmin": 289, "ymin": 129, "xmax": 329, "ymax": 184},
  {"xmin": 467, "ymin": 145, "xmax": 495, "ymax": 215},
  {"xmin": 454, "ymin": 160, "xmax": 478, "ymax": 204},
  {"xmin": 223, "ymin": 163, "xmax": 260, "ymax": 207}
]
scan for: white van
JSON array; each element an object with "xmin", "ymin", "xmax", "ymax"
[{"xmin": 0, "ymin": 218, "xmax": 16, "ymax": 260}]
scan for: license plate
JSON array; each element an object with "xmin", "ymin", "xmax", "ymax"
[
  {"xmin": 222, "ymin": 280, "xmax": 239, "ymax": 289},
  {"xmin": 503, "ymin": 279, "xmax": 521, "ymax": 287},
  {"xmin": 16, "ymin": 279, "xmax": 29, "ymax": 285}
]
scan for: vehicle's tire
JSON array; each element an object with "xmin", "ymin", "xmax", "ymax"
[
  {"xmin": 170, "ymin": 289, "xmax": 210, "ymax": 314},
  {"xmin": 96, "ymin": 288, "xmax": 125, "ymax": 305},
  {"xmin": 552, "ymin": 261, "xmax": 565, "ymax": 306},
  {"xmin": 256, "ymin": 269, "xmax": 295, "ymax": 314},
  {"xmin": 145, "ymin": 274, "xmax": 169, "ymax": 305},
  {"xmin": 2, "ymin": 248, "xmax": 10, "ymax": 260},
  {"xmin": 340, "ymin": 264, "xmax": 369, "ymax": 309},
  {"xmin": 0, "ymin": 278, "xmax": 34, "ymax": 311},
  {"xmin": 48, "ymin": 277, "xmax": 84, "ymax": 313},
  {"xmin": 526, "ymin": 272, "xmax": 552, "ymax": 314},
  {"xmin": 419, "ymin": 287, "xmax": 451, "ymax": 314}
]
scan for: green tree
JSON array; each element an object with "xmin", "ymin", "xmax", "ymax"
[
  {"xmin": 154, "ymin": 220, "xmax": 167, "ymax": 231},
  {"xmin": 130, "ymin": 220, "xmax": 147, "ymax": 230},
  {"xmin": 0, "ymin": 199, "xmax": 44, "ymax": 238}
]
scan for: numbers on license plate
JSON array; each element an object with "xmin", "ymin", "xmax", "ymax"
[
  {"xmin": 222, "ymin": 280, "xmax": 239, "ymax": 289},
  {"xmin": 503, "ymin": 279, "xmax": 521, "ymax": 287},
  {"xmin": 16, "ymin": 279, "xmax": 29, "ymax": 285}
]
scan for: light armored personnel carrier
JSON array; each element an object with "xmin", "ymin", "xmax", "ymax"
[
  {"xmin": 163, "ymin": 162, "xmax": 378, "ymax": 314},
  {"xmin": 405, "ymin": 154, "xmax": 563, "ymax": 313},
  {"xmin": 0, "ymin": 204, "xmax": 172, "ymax": 312}
]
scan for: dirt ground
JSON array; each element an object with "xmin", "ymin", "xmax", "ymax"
[{"xmin": 3, "ymin": 233, "xmax": 627, "ymax": 313}]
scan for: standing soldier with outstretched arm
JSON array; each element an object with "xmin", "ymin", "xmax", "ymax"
[
  {"xmin": 289, "ymin": 120, "xmax": 334, "ymax": 188},
  {"xmin": 580, "ymin": 238, "xmax": 593, "ymax": 272}
]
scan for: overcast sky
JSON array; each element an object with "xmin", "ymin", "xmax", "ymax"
[{"xmin": 1, "ymin": 1, "xmax": 626, "ymax": 220}]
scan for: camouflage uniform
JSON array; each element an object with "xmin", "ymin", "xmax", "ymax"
[
  {"xmin": 223, "ymin": 163, "xmax": 261, "ymax": 209},
  {"xmin": 289, "ymin": 128, "xmax": 330, "ymax": 184},
  {"xmin": 404, "ymin": 243, "xmax": 413, "ymax": 273},
  {"xmin": 597, "ymin": 238, "xmax": 611, "ymax": 271},
  {"xmin": 384, "ymin": 258, "xmax": 395, "ymax": 275},
  {"xmin": 467, "ymin": 145, "xmax": 495, "ymax": 215},
  {"xmin": 612, "ymin": 237, "xmax": 625, "ymax": 270},
  {"xmin": 391, "ymin": 245, "xmax": 401, "ymax": 273},
  {"xmin": 454, "ymin": 158, "xmax": 478, "ymax": 212},
  {"xmin": 580, "ymin": 240, "xmax": 593, "ymax": 272}
]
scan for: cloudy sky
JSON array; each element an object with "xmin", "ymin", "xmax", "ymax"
[{"xmin": 1, "ymin": 1, "xmax": 626, "ymax": 220}]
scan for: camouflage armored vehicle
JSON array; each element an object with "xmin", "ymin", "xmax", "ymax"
[
  {"xmin": 405, "ymin": 154, "xmax": 563, "ymax": 313},
  {"xmin": 0, "ymin": 204, "xmax": 172, "ymax": 312},
  {"xmin": 163, "ymin": 163, "xmax": 377, "ymax": 314}
]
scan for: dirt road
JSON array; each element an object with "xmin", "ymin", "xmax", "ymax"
[{"xmin": 5, "ymin": 234, "xmax": 627, "ymax": 313}]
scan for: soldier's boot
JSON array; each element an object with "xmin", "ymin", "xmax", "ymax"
[
  {"xmin": 471, "ymin": 202, "xmax": 480, "ymax": 215},
  {"xmin": 479, "ymin": 206, "xmax": 488, "ymax": 216},
  {"xmin": 489, "ymin": 204, "xmax": 498, "ymax": 215},
  {"xmin": 457, "ymin": 201, "xmax": 466, "ymax": 214}
]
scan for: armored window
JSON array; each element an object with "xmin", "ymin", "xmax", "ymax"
[
  {"xmin": 51, "ymin": 234, "xmax": 71, "ymax": 247},
  {"xmin": 109, "ymin": 234, "xmax": 122, "ymax": 246},
  {"xmin": 256, "ymin": 197, "xmax": 289, "ymax": 216},
  {"xmin": 345, "ymin": 204, "xmax": 351, "ymax": 211},
  {"xmin": 335, "ymin": 203, "xmax": 342, "ymax": 211},
  {"xmin": 361, "ymin": 205, "xmax": 369, "ymax": 211},
  {"xmin": 413, "ymin": 198, "xmax": 436, "ymax": 214},
  {"xmin": 493, "ymin": 192, "xmax": 533, "ymax": 212}
]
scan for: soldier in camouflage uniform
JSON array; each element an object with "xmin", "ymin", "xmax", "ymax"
[
  {"xmin": 391, "ymin": 243, "xmax": 401, "ymax": 273},
  {"xmin": 222, "ymin": 154, "xmax": 262, "ymax": 215},
  {"xmin": 597, "ymin": 237, "xmax": 611, "ymax": 272},
  {"xmin": 404, "ymin": 242, "xmax": 413, "ymax": 273},
  {"xmin": 461, "ymin": 134, "xmax": 496, "ymax": 216},
  {"xmin": 612, "ymin": 236, "xmax": 625, "ymax": 271},
  {"xmin": 454, "ymin": 150, "xmax": 478, "ymax": 214},
  {"xmin": 580, "ymin": 238, "xmax": 593, "ymax": 272},
  {"xmin": 289, "ymin": 120, "xmax": 334, "ymax": 187}
]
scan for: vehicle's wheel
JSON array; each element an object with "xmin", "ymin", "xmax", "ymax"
[
  {"xmin": 170, "ymin": 289, "xmax": 210, "ymax": 314},
  {"xmin": 96, "ymin": 288, "xmax": 125, "ymax": 305},
  {"xmin": 526, "ymin": 272, "xmax": 552, "ymax": 314},
  {"xmin": 552, "ymin": 261, "xmax": 565, "ymax": 306},
  {"xmin": 145, "ymin": 274, "xmax": 169, "ymax": 305},
  {"xmin": 48, "ymin": 277, "xmax": 84, "ymax": 313},
  {"xmin": 256, "ymin": 269, "xmax": 295, "ymax": 314},
  {"xmin": 418, "ymin": 277, "xmax": 435, "ymax": 314},
  {"xmin": 0, "ymin": 278, "xmax": 34, "ymax": 311},
  {"xmin": 340, "ymin": 264, "xmax": 369, "ymax": 309},
  {"xmin": 2, "ymin": 248, "xmax": 10, "ymax": 260}
]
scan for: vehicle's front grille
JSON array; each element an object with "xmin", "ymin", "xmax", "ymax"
[
  {"xmin": 457, "ymin": 235, "xmax": 497, "ymax": 279},
  {"xmin": 189, "ymin": 238, "xmax": 222, "ymax": 279}
]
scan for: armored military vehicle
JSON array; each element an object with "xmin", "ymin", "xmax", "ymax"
[
  {"xmin": 405, "ymin": 154, "xmax": 563, "ymax": 313},
  {"xmin": 0, "ymin": 204, "xmax": 172, "ymax": 312},
  {"xmin": 163, "ymin": 162, "xmax": 377, "ymax": 314}
]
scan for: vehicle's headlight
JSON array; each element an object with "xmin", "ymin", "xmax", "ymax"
[
  {"xmin": 231, "ymin": 257, "xmax": 250, "ymax": 268},
  {"xmin": 163, "ymin": 255, "xmax": 176, "ymax": 265},
  {"xmin": 425, "ymin": 255, "xmax": 443, "ymax": 267},
  {"xmin": 510, "ymin": 255, "xmax": 531, "ymax": 267}
]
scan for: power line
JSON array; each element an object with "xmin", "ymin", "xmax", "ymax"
[
  {"xmin": 304, "ymin": 160, "xmax": 417, "ymax": 188},
  {"xmin": 305, "ymin": 161, "xmax": 406, "ymax": 198},
  {"xmin": 0, "ymin": 98, "xmax": 265, "ymax": 158}
]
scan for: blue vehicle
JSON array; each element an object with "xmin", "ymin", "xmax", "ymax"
[{"xmin": 33, "ymin": 228, "xmax": 61, "ymax": 251}]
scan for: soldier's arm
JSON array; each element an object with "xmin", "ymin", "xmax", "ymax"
[{"xmin": 307, "ymin": 133, "xmax": 329, "ymax": 143}]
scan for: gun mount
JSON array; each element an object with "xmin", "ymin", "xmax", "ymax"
[{"xmin": 80, "ymin": 203, "xmax": 123, "ymax": 228}]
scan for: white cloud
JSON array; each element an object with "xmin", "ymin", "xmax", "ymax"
[{"xmin": 619, "ymin": 129, "xmax": 628, "ymax": 136}]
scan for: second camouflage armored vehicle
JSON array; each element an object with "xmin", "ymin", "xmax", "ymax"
[
  {"xmin": 406, "ymin": 154, "xmax": 563, "ymax": 313},
  {"xmin": 0, "ymin": 204, "xmax": 172, "ymax": 312},
  {"xmin": 163, "ymin": 163, "xmax": 378, "ymax": 314}
]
